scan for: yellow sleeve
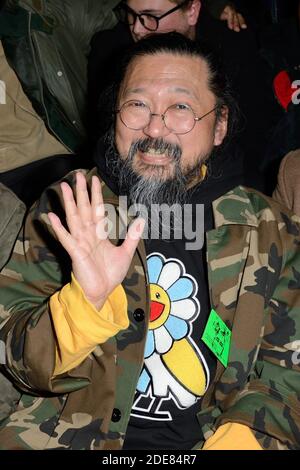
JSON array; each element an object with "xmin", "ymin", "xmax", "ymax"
[
  {"xmin": 202, "ymin": 423, "xmax": 263, "ymax": 450},
  {"xmin": 50, "ymin": 274, "xmax": 129, "ymax": 376}
]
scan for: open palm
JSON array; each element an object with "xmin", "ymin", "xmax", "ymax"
[{"xmin": 48, "ymin": 172, "xmax": 144, "ymax": 310}]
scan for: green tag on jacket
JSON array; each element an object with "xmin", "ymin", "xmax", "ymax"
[{"xmin": 201, "ymin": 309, "xmax": 231, "ymax": 367}]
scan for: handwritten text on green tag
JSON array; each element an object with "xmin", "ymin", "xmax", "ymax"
[{"xmin": 201, "ymin": 309, "xmax": 231, "ymax": 367}]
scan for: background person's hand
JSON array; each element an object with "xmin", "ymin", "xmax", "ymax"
[
  {"xmin": 220, "ymin": 5, "xmax": 247, "ymax": 32},
  {"xmin": 48, "ymin": 172, "xmax": 144, "ymax": 310}
]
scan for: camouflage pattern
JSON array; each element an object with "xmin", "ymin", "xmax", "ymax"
[
  {"xmin": 0, "ymin": 170, "xmax": 300, "ymax": 450},
  {"xmin": 0, "ymin": 183, "xmax": 25, "ymax": 271}
]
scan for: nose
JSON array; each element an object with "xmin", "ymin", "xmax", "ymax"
[
  {"xmin": 143, "ymin": 113, "xmax": 171, "ymax": 139},
  {"xmin": 131, "ymin": 16, "xmax": 148, "ymax": 39}
]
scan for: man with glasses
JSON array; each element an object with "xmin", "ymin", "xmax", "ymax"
[
  {"xmin": 0, "ymin": 33, "xmax": 299, "ymax": 450},
  {"xmin": 88, "ymin": 0, "xmax": 266, "ymax": 191},
  {"xmin": 0, "ymin": 0, "xmax": 120, "ymax": 207}
]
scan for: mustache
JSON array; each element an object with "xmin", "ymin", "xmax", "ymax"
[{"xmin": 129, "ymin": 137, "xmax": 182, "ymax": 161}]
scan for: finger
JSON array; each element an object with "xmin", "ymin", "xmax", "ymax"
[
  {"xmin": 75, "ymin": 172, "xmax": 93, "ymax": 225},
  {"xmin": 91, "ymin": 175, "xmax": 105, "ymax": 222},
  {"xmin": 60, "ymin": 181, "xmax": 82, "ymax": 236},
  {"xmin": 95, "ymin": 216, "xmax": 111, "ymax": 242},
  {"xmin": 232, "ymin": 14, "xmax": 241, "ymax": 32},
  {"xmin": 91, "ymin": 176, "xmax": 110, "ymax": 241},
  {"xmin": 238, "ymin": 13, "xmax": 247, "ymax": 29},
  {"xmin": 227, "ymin": 11, "xmax": 234, "ymax": 30},
  {"xmin": 48, "ymin": 212, "xmax": 78, "ymax": 256},
  {"xmin": 122, "ymin": 217, "xmax": 145, "ymax": 259},
  {"xmin": 220, "ymin": 5, "xmax": 230, "ymax": 20}
]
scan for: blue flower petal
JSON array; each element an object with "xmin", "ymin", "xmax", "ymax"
[
  {"xmin": 167, "ymin": 277, "xmax": 194, "ymax": 301},
  {"xmin": 144, "ymin": 330, "xmax": 155, "ymax": 358},
  {"xmin": 147, "ymin": 255, "xmax": 163, "ymax": 284},
  {"xmin": 164, "ymin": 315, "xmax": 188, "ymax": 340},
  {"xmin": 137, "ymin": 368, "xmax": 151, "ymax": 393}
]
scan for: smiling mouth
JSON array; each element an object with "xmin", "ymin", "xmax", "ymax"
[
  {"xmin": 150, "ymin": 300, "xmax": 165, "ymax": 322},
  {"xmin": 139, "ymin": 150, "xmax": 172, "ymax": 166}
]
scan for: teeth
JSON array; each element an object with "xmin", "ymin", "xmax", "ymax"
[{"xmin": 146, "ymin": 148, "xmax": 165, "ymax": 155}]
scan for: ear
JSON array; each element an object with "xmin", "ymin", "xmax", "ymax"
[
  {"xmin": 186, "ymin": 0, "xmax": 201, "ymax": 26},
  {"xmin": 213, "ymin": 107, "xmax": 228, "ymax": 146}
]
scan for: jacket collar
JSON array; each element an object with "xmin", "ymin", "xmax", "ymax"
[
  {"xmin": 100, "ymin": 179, "xmax": 266, "ymax": 237},
  {"xmin": 103, "ymin": 182, "xmax": 267, "ymax": 228},
  {"xmin": 212, "ymin": 185, "xmax": 265, "ymax": 229}
]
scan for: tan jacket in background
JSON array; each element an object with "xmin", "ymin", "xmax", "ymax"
[
  {"xmin": 273, "ymin": 150, "xmax": 300, "ymax": 216},
  {"xmin": 0, "ymin": 183, "xmax": 26, "ymax": 422},
  {"xmin": 0, "ymin": 41, "xmax": 69, "ymax": 173}
]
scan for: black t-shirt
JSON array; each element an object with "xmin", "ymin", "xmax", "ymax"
[{"xmin": 123, "ymin": 235, "xmax": 216, "ymax": 450}]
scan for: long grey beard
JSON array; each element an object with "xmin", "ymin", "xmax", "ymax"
[
  {"xmin": 104, "ymin": 132, "xmax": 211, "ymax": 239},
  {"xmin": 124, "ymin": 142, "xmax": 188, "ymax": 208}
]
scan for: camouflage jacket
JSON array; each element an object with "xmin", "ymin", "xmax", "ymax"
[{"xmin": 0, "ymin": 169, "xmax": 300, "ymax": 450}]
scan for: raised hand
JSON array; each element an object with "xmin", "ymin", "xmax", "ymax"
[
  {"xmin": 48, "ymin": 172, "xmax": 144, "ymax": 310},
  {"xmin": 220, "ymin": 5, "xmax": 247, "ymax": 32}
]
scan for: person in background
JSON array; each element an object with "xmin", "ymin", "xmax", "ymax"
[
  {"xmin": 0, "ymin": 0, "xmax": 119, "ymax": 206},
  {"xmin": 273, "ymin": 149, "xmax": 300, "ymax": 216},
  {"xmin": 0, "ymin": 33, "xmax": 299, "ymax": 450},
  {"xmin": 259, "ymin": 0, "xmax": 300, "ymax": 195}
]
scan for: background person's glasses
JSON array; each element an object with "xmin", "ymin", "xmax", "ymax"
[
  {"xmin": 116, "ymin": 100, "xmax": 218, "ymax": 135},
  {"xmin": 114, "ymin": 0, "xmax": 190, "ymax": 32}
]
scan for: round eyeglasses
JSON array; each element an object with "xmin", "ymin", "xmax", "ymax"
[
  {"xmin": 114, "ymin": 0, "xmax": 191, "ymax": 32},
  {"xmin": 116, "ymin": 100, "xmax": 218, "ymax": 135}
]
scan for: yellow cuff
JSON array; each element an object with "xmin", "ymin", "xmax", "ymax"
[
  {"xmin": 50, "ymin": 274, "xmax": 129, "ymax": 375},
  {"xmin": 202, "ymin": 423, "xmax": 263, "ymax": 450}
]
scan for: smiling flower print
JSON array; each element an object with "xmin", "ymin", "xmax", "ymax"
[{"xmin": 134, "ymin": 253, "xmax": 210, "ymax": 414}]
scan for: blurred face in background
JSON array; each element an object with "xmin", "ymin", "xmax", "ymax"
[{"xmin": 126, "ymin": 0, "xmax": 201, "ymax": 41}]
